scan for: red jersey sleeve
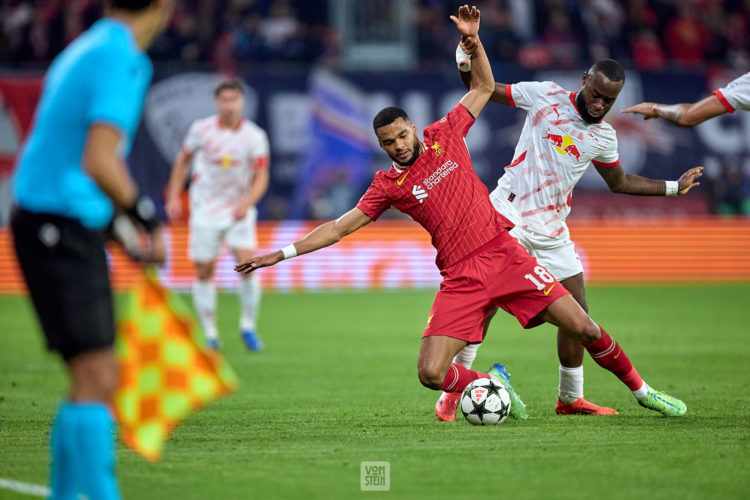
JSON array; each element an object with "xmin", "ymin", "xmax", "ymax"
[
  {"xmin": 425, "ymin": 103, "xmax": 476, "ymax": 139},
  {"xmin": 356, "ymin": 172, "xmax": 392, "ymax": 221}
]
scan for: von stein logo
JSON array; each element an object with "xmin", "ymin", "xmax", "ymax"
[
  {"xmin": 361, "ymin": 462, "xmax": 390, "ymax": 491},
  {"xmin": 412, "ymin": 185, "xmax": 428, "ymax": 203}
]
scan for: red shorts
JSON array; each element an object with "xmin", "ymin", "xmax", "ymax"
[{"xmin": 422, "ymin": 231, "xmax": 570, "ymax": 344}]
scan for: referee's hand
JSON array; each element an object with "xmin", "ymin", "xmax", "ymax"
[
  {"xmin": 146, "ymin": 229, "xmax": 167, "ymax": 265},
  {"xmin": 109, "ymin": 213, "xmax": 166, "ymax": 265}
]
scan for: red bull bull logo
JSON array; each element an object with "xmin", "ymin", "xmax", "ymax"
[{"xmin": 543, "ymin": 128, "xmax": 581, "ymax": 161}]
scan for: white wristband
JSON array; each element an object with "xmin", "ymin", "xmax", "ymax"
[
  {"xmin": 456, "ymin": 43, "xmax": 472, "ymax": 72},
  {"xmin": 281, "ymin": 244, "xmax": 297, "ymax": 260},
  {"xmin": 665, "ymin": 180, "xmax": 679, "ymax": 196}
]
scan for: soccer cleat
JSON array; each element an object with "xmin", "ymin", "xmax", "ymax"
[
  {"xmin": 487, "ymin": 363, "xmax": 528, "ymax": 420},
  {"xmin": 638, "ymin": 390, "xmax": 687, "ymax": 417},
  {"xmin": 435, "ymin": 392, "xmax": 461, "ymax": 421},
  {"xmin": 241, "ymin": 330, "xmax": 264, "ymax": 351},
  {"xmin": 206, "ymin": 338, "xmax": 220, "ymax": 350},
  {"xmin": 555, "ymin": 398, "xmax": 618, "ymax": 415}
]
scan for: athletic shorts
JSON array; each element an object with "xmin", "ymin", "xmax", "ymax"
[
  {"xmin": 11, "ymin": 208, "xmax": 115, "ymax": 360},
  {"xmin": 422, "ymin": 230, "xmax": 570, "ymax": 344},
  {"xmin": 189, "ymin": 208, "xmax": 257, "ymax": 262},
  {"xmin": 509, "ymin": 224, "xmax": 583, "ymax": 281}
]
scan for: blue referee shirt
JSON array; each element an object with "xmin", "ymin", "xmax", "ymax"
[{"xmin": 13, "ymin": 18, "xmax": 153, "ymax": 229}]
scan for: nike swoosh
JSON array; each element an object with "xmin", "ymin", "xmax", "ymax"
[
  {"xmin": 396, "ymin": 171, "xmax": 409, "ymax": 185},
  {"xmin": 613, "ymin": 351, "xmax": 620, "ymax": 360},
  {"xmin": 543, "ymin": 283, "xmax": 556, "ymax": 296}
]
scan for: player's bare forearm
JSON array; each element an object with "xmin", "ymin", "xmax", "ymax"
[
  {"xmin": 622, "ymin": 96, "xmax": 727, "ymax": 127},
  {"xmin": 596, "ymin": 165, "xmax": 703, "ymax": 196},
  {"xmin": 166, "ymin": 152, "xmax": 192, "ymax": 202},
  {"xmin": 245, "ymin": 167, "xmax": 269, "ymax": 207},
  {"xmin": 84, "ymin": 123, "xmax": 138, "ymax": 207},
  {"xmin": 459, "ymin": 70, "xmax": 511, "ymax": 106},
  {"xmin": 460, "ymin": 39, "xmax": 495, "ymax": 117},
  {"xmin": 235, "ymin": 208, "xmax": 372, "ymax": 274}
]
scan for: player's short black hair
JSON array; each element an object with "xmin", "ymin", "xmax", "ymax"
[
  {"xmin": 373, "ymin": 107, "xmax": 410, "ymax": 132},
  {"xmin": 214, "ymin": 79, "xmax": 244, "ymax": 97},
  {"xmin": 110, "ymin": 0, "xmax": 156, "ymax": 11},
  {"xmin": 589, "ymin": 58, "xmax": 625, "ymax": 83}
]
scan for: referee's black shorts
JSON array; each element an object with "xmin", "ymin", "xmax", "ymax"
[{"xmin": 11, "ymin": 208, "xmax": 115, "ymax": 360}]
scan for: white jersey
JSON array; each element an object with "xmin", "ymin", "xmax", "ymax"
[
  {"xmin": 714, "ymin": 72, "xmax": 750, "ymax": 112},
  {"xmin": 182, "ymin": 115, "xmax": 270, "ymax": 226},
  {"xmin": 490, "ymin": 81, "xmax": 620, "ymax": 240}
]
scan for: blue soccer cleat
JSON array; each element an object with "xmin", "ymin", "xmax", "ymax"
[
  {"xmin": 206, "ymin": 338, "xmax": 220, "ymax": 350},
  {"xmin": 487, "ymin": 363, "xmax": 528, "ymax": 420},
  {"xmin": 241, "ymin": 330, "xmax": 264, "ymax": 351}
]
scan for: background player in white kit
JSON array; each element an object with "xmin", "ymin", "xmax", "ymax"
[
  {"xmin": 622, "ymin": 72, "xmax": 750, "ymax": 124},
  {"xmin": 434, "ymin": 48, "xmax": 704, "ymax": 420},
  {"xmin": 166, "ymin": 80, "xmax": 270, "ymax": 351}
]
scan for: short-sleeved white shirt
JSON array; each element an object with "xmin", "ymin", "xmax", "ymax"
[
  {"xmin": 490, "ymin": 81, "xmax": 620, "ymax": 241},
  {"xmin": 714, "ymin": 72, "xmax": 750, "ymax": 112},
  {"xmin": 182, "ymin": 115, "xmax": 269, "ymax": 227}
]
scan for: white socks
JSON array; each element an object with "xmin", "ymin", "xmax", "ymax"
[
  {"xmin": 558, "ymin": 365, "xmax": 584, "ymax": 404},
  {"xmin": 632, "ymin": 382, "xmax": 652, "ymax": 400},
  {"xmin": 239, "ymin": 275, "xmax": 261, "ymax": 332},
  {"xmin": 453, "ymin": 343, "xmax": 479, "ymax": 368},
  {"xmin": 193, "ymin": 279, "xmax": 218, "ymax": 341}
]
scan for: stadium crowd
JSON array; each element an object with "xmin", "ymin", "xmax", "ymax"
[{"xmin": 1, "ymin": 0, "xmax": 749, "ymax": 72}]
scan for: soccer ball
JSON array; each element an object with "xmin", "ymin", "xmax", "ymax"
[{"xmin": 460, "ymin": 377, "xmax": 512, "ymax": 425}]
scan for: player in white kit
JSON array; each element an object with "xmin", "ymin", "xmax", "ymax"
[
  {"xmin": 166, "ymin": 80, "xmax": 270, "ymax": 351},
  {"xmin": 434, "ymin": 49, "xmax": 704, "ymax": 420},
  {"xmin": 623, "ymin": 71, "xmax": 750, "ymax": 123}
]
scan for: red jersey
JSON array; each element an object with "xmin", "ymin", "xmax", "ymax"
[{"xmin": 357, "ymin": 103, "xmax": 514, "ymax": 270}]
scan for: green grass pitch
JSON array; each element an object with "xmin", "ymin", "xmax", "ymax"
[{"xmin": 1, "ymin": 284, "xmax": 749, "ymax": 499}]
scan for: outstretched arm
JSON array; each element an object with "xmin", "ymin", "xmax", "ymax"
[
  {"xmin": 456, "ymin": 36, "xmax": 512, "ymax": 106},
  {"xmin": 451, "ymin": 5, "xmax": 495, "ymax": 117},
  {"xmin": 621, "ymin": 95, "xmax": 727, "ymax": 127},
  {"xmin": 596, "ymin": 164, "xmax": 703, "ymax": 196},
  {"xmin": 235, "ymin": 207, "xmax": 372, "ymax": 273}
]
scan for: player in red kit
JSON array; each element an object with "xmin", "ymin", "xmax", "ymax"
[{"xmin": 236, "ymin": 5, "xmax": 687, "ymax": 419}]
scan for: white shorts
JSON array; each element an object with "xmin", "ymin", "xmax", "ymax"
[
  {"xmin": 508, "ymin": 224, "xmax": 583, "ymax": 281},
  {"xmin": 189, "ymin": 208, "xmax": 258, "ymax": 262}
]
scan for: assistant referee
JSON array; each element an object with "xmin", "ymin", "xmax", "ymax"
[{"xmin": 11, "ymin": 1, "xmax": 173, "ymax": 498}]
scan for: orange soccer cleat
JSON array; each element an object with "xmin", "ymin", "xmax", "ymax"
[
  {"xmin": 435, "ymin": 392, "xmax": 461, "ymax": 421},
  {"xmin": 555, "ymin": 398, "xmax": 618, "ymax": 415}
]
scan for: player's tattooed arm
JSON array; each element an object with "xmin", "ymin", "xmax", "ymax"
[
  {"xmin": 622, "ymin": 95, "xmax": 728, "ymax": 127},
  {"xmin": 595, "ymin": 164, "xmax": 703, "ymax": 196},
  {"xmin": 235, "ymin": 207, "xmax": 372, "ymax": 273}
]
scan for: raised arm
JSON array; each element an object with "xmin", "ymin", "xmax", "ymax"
[
  {"xmin": 451, "ymin": 5, "xmax": 495, "ymax": 117},
  {"xmin": 235, "ymin": 207, "xmax": 373, "ymax": 274},
  {"xmin": 595, "ymin": 164, "xmax": 703, "ymax": 196},
  {"xmin": 456, "ymin": 36, "xmax": 512, "ymax": 106},
  {"xmin": 621, "ymin": 95, "xmax": 727, "ymax": 127}
]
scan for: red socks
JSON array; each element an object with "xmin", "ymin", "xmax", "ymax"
[
  {"xmin": 439, "ymin": 363, "xmax": 490, "ymax": 393},
  {"xmin": 585, "ymin": 327, "xmax": 644, "ymax": 391}
]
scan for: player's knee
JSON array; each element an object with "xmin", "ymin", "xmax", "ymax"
[
  {"xmin": 576, "ymin": 320, "xmax": 601, "ymax": 345},
  {"xmin": 417, "ymin": 364, "xmax": 447, "ymax": 390},
  {"xmin": 564, "ymin": 315, "xmax": 599, "ymax": 344},
  {"xmin": 195, "ymin": 267, "xmax": 214, "ymax": 281}
]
